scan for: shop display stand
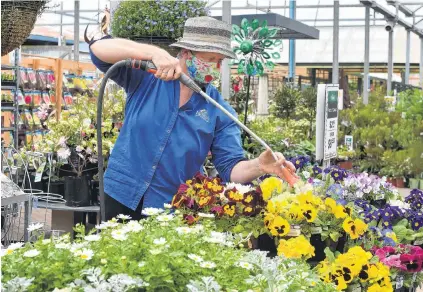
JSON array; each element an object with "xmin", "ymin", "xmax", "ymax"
[{"xmin": 1, "ymin": 48, "xmax": 20, "ymax": 149}]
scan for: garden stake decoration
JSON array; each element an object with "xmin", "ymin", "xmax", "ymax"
[{"xmin": 232, "ymin": 18, "xmax": 282, "ymax": 142}]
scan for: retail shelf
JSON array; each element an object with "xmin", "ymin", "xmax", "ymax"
[
  {"xmin": 1, "ymin": 106, "xmax": 15, "ymax": 111},
  {"xmin": 1, "ymin": 85, "xmax": 16, "ymax": 91},
  {"xmin": 1, "ymin": 127, "xmax": 15, "ymax": 131},
  {"xmin": 1, "ymin": 65, "xmax": 16, "ymax": 70}
]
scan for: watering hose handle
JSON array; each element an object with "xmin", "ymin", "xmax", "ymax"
[{"xmin": 125, "ymin": 59, "xmax": 202, "ymax": 93}]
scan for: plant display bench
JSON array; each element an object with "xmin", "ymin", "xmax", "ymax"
[{"xmin": 36, "ymin": 201, "xmax": 99, "ymax": 236}]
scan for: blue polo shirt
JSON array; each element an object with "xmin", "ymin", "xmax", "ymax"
[{"xmin": 90, "ymin": 43, "xmax": 246, "ymax": 211}]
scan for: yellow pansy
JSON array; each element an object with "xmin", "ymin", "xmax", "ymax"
[
  {"xmin": 325, "ymin": 198, "xmax": 348, "ymax": 219},
  {"xmin": 267, "ymin": 216, "xmax": 290, "ymax": 237},
  {"xmin": 277, "ymin": 235, "xmax": 315, "ymax": 259},
  {"xmin": 301, "ymin": 206, "xmax": 317, "ymax": 222},
  {"xmin": 342, "ymin": 217, "xmax": 368, "ymax": 239},
  {"xmin": 260, "ymin": 177, "xmax": 283, "ymax": 201}
]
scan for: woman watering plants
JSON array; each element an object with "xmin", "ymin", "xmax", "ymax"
[{"xmin": 90, "ymin": 16, "xmax": 296, "ymax": 220}]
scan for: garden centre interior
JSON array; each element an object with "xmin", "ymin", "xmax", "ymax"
[{"xmin": 1, "ymin": 0, "xmax": 423, "ymax": 291}]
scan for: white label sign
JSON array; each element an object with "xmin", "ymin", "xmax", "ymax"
[
  {"xmin": 345, "ymin": 135, "xmax": 353, "ymax": 151},
  {"xmin": 324, "ymin": 85, "xmax": 339, "ymax": 160}
]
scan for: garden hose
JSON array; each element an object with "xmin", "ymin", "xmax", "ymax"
[{"xmin": 97, "ymin": 59, "xmax": 298, "ymax": 221}]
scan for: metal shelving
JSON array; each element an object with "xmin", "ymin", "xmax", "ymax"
[
  {"xmin": 1, "ymin": 127, "xmax": 15, "ymax": 131},
  {"xmin": 1, "ymin": 85, "xmax": 17, "ymax": 91}
]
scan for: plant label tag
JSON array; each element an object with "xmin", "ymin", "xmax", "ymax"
[
  {"xmin": 34, "ymin": 162, "xmax": 46, "ymax": 182},
  {"xmin": 396, "ymin": 276, "xmax": 404, "ymax": 289},
  {"xmin": 311, "ymin": 227, "xmax": 322, "ymax": 234},
  {"xmin": 414, "ymin": 239, "xmax": 423, "ymax": 245},
  {"xmin": 287, "ymin": 226, "xmax": 301, "ymax": 237},
  {"xmin": 375, "ymin": 194, "xmax": 384, "ymax": 200},
  {"xmin": 11, "ymin": 166, "xmax": 18, "ymax": 175},
  {"xmin": 33, "ymin": 196, "xmax": 38, "ymax": 209},
  {"xmin": 412, "ymin": 273, "xmax": 417, "ymax": 283}
]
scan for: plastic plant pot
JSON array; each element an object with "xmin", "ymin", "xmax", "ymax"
[
  {"xmin": 64, "ymin": 176, "xmax": 90, "ymax": 207},
  {"xmin": 409, "ymin": 178, "xmax": 419, "ymax": 189}
]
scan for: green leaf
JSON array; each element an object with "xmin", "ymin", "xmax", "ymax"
[
  {"xmin": 246, "ymin": 63, "xmax": 254, "ymax": 76},
  {"xmin": 263, "ymin": 39, "xmax": 273, "ymax": 47},
  {"xmin": 237, "ymin": 62, "xmax": 245, "ymax": 74},
  {"xmin": 324, "ymin": 247, "xmax": 336, "ymax": 262},
  {"xmin": 268, "ymin": 28, "xmax": 278, "ymax": 37},
  {"xmin": 329, "ymin": 232, "xmax": 340, "ymax": 242},
  {"xmin": 396, "ymin": 219, "xmax": 408, "ymax": 227},
  {"xmin": 266, "ymin": 61, "xmax": 275, "ymax": 70},
  {"xmin": 262, "ymin": 52, "xmax": 271, "ymax": 59},
  {"xmin": 272, "ymin": 52, "xmax": 281, "ymax": 59},
  {"xmin": 252, "ymin": 19, "xmax": 259, "ymax": 30},
  {"xmin": 261, "ymin": 20, "xmax": 268, "ymax": 28},
  {"xmin": 259, "ymin": 27, "xmax": 269, "ymax": 38}
]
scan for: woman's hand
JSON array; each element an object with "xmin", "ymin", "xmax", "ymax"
[
  {"xmin": 258, "ymin": 149, "xmax": 297, "ymax": 180},
  {"xmin": 151, "ymin": 49, "xmax": 182, "ymax": 81}
]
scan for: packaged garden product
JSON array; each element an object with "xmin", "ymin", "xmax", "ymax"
[
  {"xmin": 16, "ymin": 89, "xmax": 25, "ymax": 105},
  {"xmin": 63, "ymin": 91, "xmax": 73, "ymax": 106},
  {"xmin": 32, "ymin": 111, "xmax": 41, "ymax": 126},
  {"xmin": 20, "ymin": 68, "xmax": 29, "ymax": 87},
  {"xmin": 27, "ymin": 68, "xmax": 37, "ymax": 87},
  {"xmin": 41, "ymin": 91, "xmax": 51, "ymax": 105},
  {"xmin": 33, "ymin": 90, "xmax": 42, "ymax": 106},
  {"xmin": 46, "ymin": 70, "xmax": 55, "ymax": 88},
  {"xmin": 23, "ymin": 90, "xmax": 33, "ymax": 106},
  {"xmin": 36, "ymin": 70, "xmax": 47, "ymax": 89}
]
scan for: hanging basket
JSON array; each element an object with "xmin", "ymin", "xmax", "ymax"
[{"xmin": 1, "ymin": 0, "xmax": 48, "ymax": 56}]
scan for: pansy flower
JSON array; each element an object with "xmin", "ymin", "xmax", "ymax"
[
  {"xmin": 267, "ymin": 215, "xmax": 290, "ymax": 237},
  {"xmin": 224, "ymin": 188, "xmax": 244, "ymax": 202},
  {"xmin": 171, "ymin": 193, "xmax": 189, "ymax": 208},
  {"xmin": 342, "ymin": 217, "xmax": 368, "ymax": 239},
  {"xmin": 301, "ymin": 205, "xmax": 317, "ymax": 222},
  {"xmin": 312, "ymin": 165, "xmax": 323, "ymax": 176},
  {"xmin": 399, "ymin": 253, "xmax": 423, "ymax": 272},
  {"xmin": 183, "ymin": 214, "xmax": 199, "ymax": 225},
  {"xmin": 222, "ymin": 203, "xmax": 236, "ymax": 217},
  {"xmin": 242, "ymin": 205, "xmax": 259, "ymax": 216},
  {"xmin": 197, "ymin": 195, "xmax": 215, "ymax": 208},
  {"xmin": 210, "ymin": 205, "xmax": 224, "ymax": 217}
]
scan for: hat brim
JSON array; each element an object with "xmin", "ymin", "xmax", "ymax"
[{"xmin": 170, "ymin": 40, "xmax": 237, "ymax": 59}]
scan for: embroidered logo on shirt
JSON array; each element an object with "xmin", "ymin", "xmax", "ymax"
[{"xmin": 196, "ymin": 109, "xmax": 210, "ymax": 123}]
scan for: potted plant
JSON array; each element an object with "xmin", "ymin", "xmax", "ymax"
[{"xmin": 336, "ymin": 145, "xmax": 356, "ymax": 170}]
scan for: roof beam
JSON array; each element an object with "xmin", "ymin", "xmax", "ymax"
[
  {"xmin": 386, "ymin": 0, "xmax": 414, "ymax": 17},
  {"xmin": 210, "ymin": 4, "xmax": 362, "ymax": 10}
]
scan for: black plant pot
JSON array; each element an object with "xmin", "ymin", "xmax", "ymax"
[
  {"xmin": 23, "ymin": 171, "xmax": 43, "ymax": 191},
  {"xmin": 43, "ymin": 180, "xmax": 65, "ymax": 197},
  {"xmin": 89, "ymin": 180, "xmax": 99, "ymax": 206},
  {"xmin": 307, "ymin": 234, "xmax": 327, "ymax": 263},
  {"xmin": 336, "ymin": 232, "xmax": 347, "ymax": 253},
  {"xmin": 370, "ymin": 199, "xmax": 387, "ymax": 209},
  {"xmin": 256, "ymin": 234, "xmax": 277, "ymax": 257},
  {"xmin": 64, "ymin": 176, "xmax": 90, "ymax": 207},
  {"xmin": 395, "ymin": 287, "xmax": 416, "ymax": 292}
]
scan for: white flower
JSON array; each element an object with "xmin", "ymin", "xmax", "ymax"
[
  {"xmin": 164, "ymin": 203, "xmax": 172, "ymax": 209},
  {"xmin": 122, "ymin": 221, "xmax": 143, "ymax": 233},
  {"xmin": 3, "ymin": 242, "xmax": 24, "ymax": 255},
  {"xmin": 302, "ymin": 171, "xmax": 311, "ymax": 179},
  {"xmin": 70, "ymin": 242, "xmax": 88, "ymax": 253},
  {"xmin": 42, "ymin": 239, "xmax": 51, "ymax": 245},
  {"xmin": 57, "ymin": 148, "xmax": 71, "ymax": 160},
  {"xmin": 237, "ymin": 261, "xmax": 254, "ymax": 270},
  {"xmin": 111, "ymin": 229, "xmax": 128, "ymax": 241},
  {"xmin": 57, "ymin": 136, "xmax": 67, "ymax": 147},
  {"xmin": 156, "ymin": 214, "xmax": 174, "ymax": 222},
  {"xmin": 74, "ymin": 248, "xmax": 94, "ymax": 260},
  {"xmin": 86, "ymin": 147, "xmax": 93, "ymax": 155},
  {"xmin": 153, "ymin": 237, "xmax": 167, "ymax": 245},
  {"xmin": 116, "ymin": 214, "xmax": 132, "ymax": 220},
  {"xmin": 389, "ymin": 200, "xmax": 410, "ymax": 209},
  {"xmin": 55, "ymin": 243, "xmax": 71, "ymax": 249},
  {"xmin": 150, "ymin": 248, "xmax": 163, "ymax": 255},
  {"xmin": 52, "ymin": 288, "xmax": 72, "ymax": 292},
  {"xmin": 225, "ymin": 182, "xmax": 253, "ymax": 194},
  {"xmin": 198, "ymin": 212, "xmax": 215, "ymax": 218},
  {"xmin": 101, "ymin": 258, "xmax": 107, "ymax": 264},
  {"xmin": 200, "ymin": 261, "xmax": 216, "ymax": 269},
  {"xmin": 95, "ymin": 220, "xmax": 119, "ymax": 230},
  {"xmin": 175, "ymin": 227, "xmax": 192, "ymax": 235},
  {"xmin": 27, "ymin": 222, "xmax": 44, "ymax": 232},
  {"xmin": 141, "ymin": 208, "xmax": 164, "ymax": 216},
  {"xmin": 138, "ymin": 261, "xmax": 146, "ymax": 268},
  {"xmin": 23, "ymin": 249, "xmax": 40, "ymax": 258},
  {"xmin": 75, "ymin": 145, "xmax": 84, "ymax": 152},
  {"xmin": 188, "ymin": 254, "xmax": 204, "ymax": 263},
  {"xmin": 84, "ymin": 234, "xmax": 101, "ymax": 242}
]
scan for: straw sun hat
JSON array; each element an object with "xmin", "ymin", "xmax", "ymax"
[{"xmin": 170, "ymin": 16, "xmax": 237, "ymax": 59}]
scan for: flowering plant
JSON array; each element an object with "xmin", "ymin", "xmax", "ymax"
[
  {"xmin": 343, "ymin": 173, "xmax": 398, "ymax": 202},
  {"xmin": 373, "ymin": 245, "xmax": 423, "ymax": 289},
  {"xmin": 171, "ymin": 173, "xmax": 267, "ymax": 237},
  {"xmin": 1, "ymin": 210, "xmax": 336, "ymax": 291},
  {"xmin": 405, "ymin": 189, "xmax": 423, "ymax": 211},
  {"xmin": 318, "ymin": 246, "xmax": 392, "ymax": 291},
  {"xmin": 262, "ymin": 178, "xmax": 367, "ymax": 245}
]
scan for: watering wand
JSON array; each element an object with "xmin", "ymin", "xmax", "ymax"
[{"xmin": 97, "ymin": 59, "xmax": 298, "ymax": 221}]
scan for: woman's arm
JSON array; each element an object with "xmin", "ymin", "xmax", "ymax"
[{"xmin": 90, "ymin": 38, "xmax": 182, "ymax": 81}]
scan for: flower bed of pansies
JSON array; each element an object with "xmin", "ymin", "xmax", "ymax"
[
  {"xmin": 1, "ymin": 210, "xmax": 337, "ymax": 292},
  {"xmin": 3, "ymin": 155, "xmax": 423, "ymax": 291}
]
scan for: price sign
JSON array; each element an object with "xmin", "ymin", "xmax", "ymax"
[
  {"xmin": 324, "ymin": 86, "xmax": 339, "ymax": 160},
  {"xmin": 345, "ymin": 135, "xmax": 353, "ymax": 151}
]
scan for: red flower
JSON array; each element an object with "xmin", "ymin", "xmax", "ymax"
[
  {"xmin": 24, "ymin": 95, "xmax": 32, "ymax": 104},
  {"xmin": 224, "ymin": 188, "xmax": 244, "ymax": 202},
  {"xmin": 204, "ymin": 75, "xmax": 213, "ymax": 83},
  {"xmin": 399, "ymin": 254, "xmax": 423, "ymax": 272},
  {"xmin": 177, "ymin": 184, "xmax": 189, "ymax": 194},
  {"xmin": 210, "ymin": 205, "xmax": 224, "ymax": 217},
  {"xmin": 171, "ymin": 193, "xmax": 188, "ymax": 208},
  {"xmin": 223, "ymin": 202, "xmax": 236, "ymax": 217},
  {"xmin": 233, "ymin": 84, "xmax": 240, "ymax": 92},
  {"xmin": 242, "ymin": 205, "xmax": 260, "ymax": 216},
  {"xmin": 183, "ymin": 214, "xmax": 199, "ymax": 225},
  {"xmin": 198, "ymin": 195, "xmax": 215, "ymax": 208}
]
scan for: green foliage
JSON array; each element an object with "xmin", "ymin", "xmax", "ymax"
[
  {"xmin": 111, "ymin": 1, "xmax": 208, "ymax": 40},
  {"xmin": 271, "ymin": 85, "xmax": 302, "ymax": 119}
]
